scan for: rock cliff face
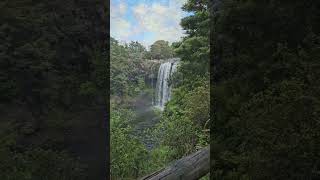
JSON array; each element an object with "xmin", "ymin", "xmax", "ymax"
[
  {"xmin": 140, "ymin": 58, "xmax": 180, "ymax": 109},
  {"xmin": 141, "ymin": 60, "xmax": 162, "ymax": 88}
]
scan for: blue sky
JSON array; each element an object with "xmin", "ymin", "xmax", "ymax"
[{"xmin": 111, "ymin": 0, "xmax": 189, "ymax": 49}]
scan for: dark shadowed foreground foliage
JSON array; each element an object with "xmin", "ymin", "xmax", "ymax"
[
  {"xmin": 211, "ymin": 0, "xmax": 320, "ymax": 179},
  {"xmin": 0, "ymin": 0, "xmax": 108, "ymax": 179}
]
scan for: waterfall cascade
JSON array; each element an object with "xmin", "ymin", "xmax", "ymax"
[{"xmin": 154, "ymin": 58, "xmax": 179, "ymax": 109}]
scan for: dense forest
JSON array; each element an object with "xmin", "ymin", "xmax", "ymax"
[
  {"xmin": 211, "ymin": 0, "xmax": 320, "ymax": 179},
  {"xmin": 0, "ymin": 0, "xmax": 107, "ymax": 179}
]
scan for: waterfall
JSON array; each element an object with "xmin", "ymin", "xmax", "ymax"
[{"xmin": 154, "ymin": 58, "xmax": 179, "ymax": 109}]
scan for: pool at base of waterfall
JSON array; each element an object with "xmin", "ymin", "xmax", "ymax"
[{"xmin": 153, "ymin": 58, "xmax": 180, "ymax": 110}]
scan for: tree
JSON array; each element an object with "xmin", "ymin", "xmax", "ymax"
[
  {"xmin": 149, "ymin": 40, "xmax": 175, "ymax": 59},
  {"xmin": 211, "ymin": 0, "xmax": 320, "ymax": 179},
  {"xmin": 0, "ymin": 0, "xmax": 108, "ymax": 179},
  {"xmin": 149, "ymin": 0, "xmax": 210, "ymax": 174},
  {"xmin": 110, "ymin": 38, "xmax": 148, "ymax": 98}
]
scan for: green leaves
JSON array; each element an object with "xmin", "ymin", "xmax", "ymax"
[
  {"xmin": 0, "ymin": 146, "xmax": 86, "ymax": 180},
  {"xmin": 212, "ymin": 0, "xmax": 320, "ymax": 179},
  {"xmin": 149, "ymin": 40, "xmax": 175, "ymax": 59},
  {"xmin": 78, "ymin": 81, "xmax": 97, "ymax": 96},
  {"xmin": 0, "ymin": 0, "xmax": 107, "ymax": 179},
  {"xmin": 175, "ymin": 36, "xmax": 209, "ymax": 61},
  {"xmin": 110, "ymin": 105, "xmax": 148, "ymax": 179},
  {"xmin": 110, "ymin": 38, "xmax": 148, "ymax": 98}
]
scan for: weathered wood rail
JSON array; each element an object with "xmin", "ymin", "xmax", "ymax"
[{"xmin": 140, "ymin": 146, "xmax": 210, "ymax": 180}]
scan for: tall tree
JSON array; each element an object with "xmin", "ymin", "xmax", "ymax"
[{"xmin": 149, "ymin": 40, "xmax": 175, "ymax": 59}]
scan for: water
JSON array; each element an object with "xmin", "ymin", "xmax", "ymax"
[
  {"xmin": 154, "ymin": 58, "xmax": 179, "ymax": 109},
  {"xmin": 131, "ymin": 92, "xmax": 160, "ymax": 150},
  {"xmin": 131, "ymin": 58, "xmax": 179, "ymax": 151}
]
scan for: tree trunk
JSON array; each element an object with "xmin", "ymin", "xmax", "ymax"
[{"xmin": 141, "ymin": 146, "xmax": 210, "ymax": 180}]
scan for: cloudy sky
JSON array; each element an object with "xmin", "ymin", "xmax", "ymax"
[{"xmin": 111, "ymin": 0, "xmax": 189, "ymax": 49}]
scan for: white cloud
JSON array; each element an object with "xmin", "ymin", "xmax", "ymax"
[
  {"xmin": 111, "ymin": 0, "xmax": 188, "ymax": 48},
  {"xmin": 118, "ymin": 2, "xmax": 127, "ymax": 14},
  {"xmin": 111, "ymin": 19, "xmax": 131, "ymax": 40},
  {"xmin": 110, "ymin": 1, "xmax": 132, "ymax": 40},
  {"xmin": 132, "ymin": 0, "xmax": 187, "ymax": 46}
]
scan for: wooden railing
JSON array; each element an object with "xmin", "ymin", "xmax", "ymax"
[{"xmin": 140, "ymin": 146, "xmax": 210, "ymax": 180}]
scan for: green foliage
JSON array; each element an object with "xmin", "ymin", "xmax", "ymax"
[
  {"xmin": 127, "ymin": 41, "xmax": 147, "ymax": 59},
  {"xmin": 183, "ymin": 80, "xmax": 210, "ymax": 128},
  {"xmin": 110, "ymin": 37, "xmax": 148, "ymax": 98},
  {"xmin": 110, "ymin": 38, "xmax": 157, "ymax": 179},
  {"xmin": 143, "ymin": 145, "xmax": 175, "ymax": 172},
  {"xmin": 149, "ymin": 40, "xmax": 175, "ymax": 59},
  {"xmin": 79, "ymin": 81, "xmax": 98, "ymax": 96},
  {"xmin": 152, "ymin": 77, "xmax": 209, "ymax": 158},
  {"xmin": 0, "ymin": 0, "xmax": 106, "ymax": 106},
  {"xmin": 110, "ymin": 105, "xmax": 148, "ymax": 179},
  {"xmin": 0, "ymin": 141, "xmax": 85, "ymax": 180},
  {"xmin": 212, "ymin": 0, "xmax": 320, "ymax": 179},
  {"xmin": 0, "ymin": 0, "xmax": 107, "ymax": 179}
]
